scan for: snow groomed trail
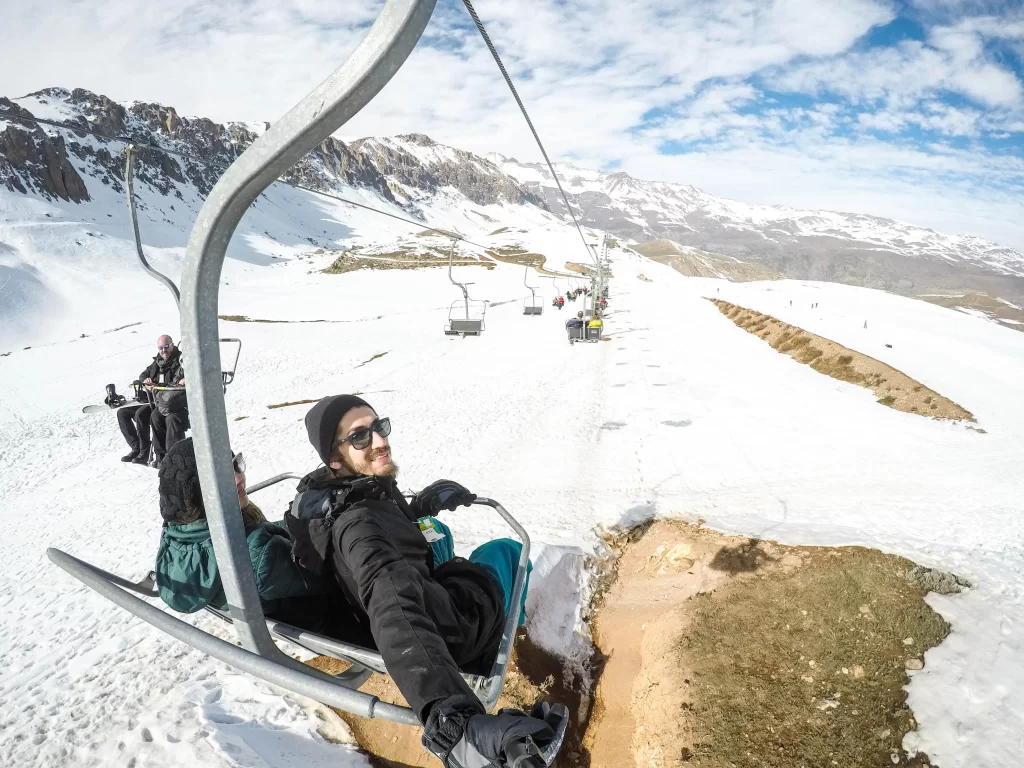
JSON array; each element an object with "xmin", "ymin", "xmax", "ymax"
[{"xmin": 1, "ymin": 246, "xmax": 1024, "ymax": 767}]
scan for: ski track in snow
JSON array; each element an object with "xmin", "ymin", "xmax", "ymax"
[{"xmin": 3, "ymin": 223, "xmax": 1024, "ymax": 766}]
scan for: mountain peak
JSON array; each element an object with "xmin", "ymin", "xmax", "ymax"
[{"xmin": 397, "ymin": 133, "xmax": 436, "ymax": 147}]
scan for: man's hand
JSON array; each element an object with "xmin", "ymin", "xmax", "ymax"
[
  {"xmin": 144, "ymin": 377, "xmax": 153, "ymax": 386},
  {"xmin": 177, "ymin": 379, "xmax": 185, "ymax": 386},
  {"xmin": 411, "ymin": 480, "xmax": 477, "ymax": 517}
]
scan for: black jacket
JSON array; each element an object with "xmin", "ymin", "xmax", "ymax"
[
  {"xmin": 140, "ymin": 348, "xmax": 185, "ymax": 385},
  {"xmin": 285, "ymin": 468, "xmax": 505, "ymax": 720},
  {"xmin": 141, "ymin": 348, "xmax": 187, "ymax": 415}
]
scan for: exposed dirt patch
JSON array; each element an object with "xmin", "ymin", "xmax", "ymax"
[
  {"xmin": 917, "ymin": 291, "xmax": 1024, "ymax": 333},
  {"xmin": 219, "ymin": 315, "xmax": 350, "ymax": 324},
  {"xmin": 584, "ymin": 520, "xmax": 952, "ymax": 768},
  {"xmin": 355, "ymin": 351, "xmax": 389, "ymax": 368},
  {"xmin": 709, "ymin": 299, "xmax": 975, "ymax": 421},
  {"xmin": 324, "ymin": 246, "xmax": 495, "ymax": 275},
  {"xmin": 266, "ymin": 398, "xmax": 321, "ymax": 410},
  {"xmin": 307, "ymin": 634, "xmax": 594, "ymax": 768}
]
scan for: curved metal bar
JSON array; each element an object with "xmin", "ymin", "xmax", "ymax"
[
  {"xmin": 244, "ymin": 472, "xmax": 305, "ymax": 495},
  {"xmin": 46, "ymin": 548, "xmax": 418, "ymax": 725},
  {"xmin": 124, "ymin": 146, "xmax": 181, "ymax": 308},
  {"xmin": 447, "ymin": 239, "xmax": 473, "ymax": 320},
  {"xmin": 177, "ymin": 0, "xmax": 437, "ymax": 665},
  {"xmin": 219, "ymin": 337, "xmax": 243, "ymax": 389},
  {"xmin": 474, "ymin": 498, "xmax": 530, "ymax": 710}
]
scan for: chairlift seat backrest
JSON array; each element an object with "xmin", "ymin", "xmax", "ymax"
[{"xmin": 449, "ymin": 318, "xmax": 484, "ymax": 334}]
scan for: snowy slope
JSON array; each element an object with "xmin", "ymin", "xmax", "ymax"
[{"xmin": 3, "ymin": 237, "xmax": 1024, "ymax": 766}]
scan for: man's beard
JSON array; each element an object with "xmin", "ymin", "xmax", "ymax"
[{"xmin": 341, "ymin": 446, "xmax": 399, "ymax": 478}]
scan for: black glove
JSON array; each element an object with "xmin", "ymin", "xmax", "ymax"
[
  {"xmin": 422, "ymin": 695, "xmax": 557, "ymax": 768},
  {"xmin": 411, "ymin": 479, "xmax": 476, "ymax": 517}
]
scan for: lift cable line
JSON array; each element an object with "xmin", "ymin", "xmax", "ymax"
[
  {"xmin": 460, "ymin": 0, "xmax": 596, "ymax": 266},
  {"xmin": 0, "ymin": 109, "xmax": 493, "ymax": 252}
]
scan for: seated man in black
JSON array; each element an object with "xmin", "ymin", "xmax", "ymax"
[
  {"xmin": 141, "ymin": 335, "xmax": 188, "ymax": 467},
  {"xmin": 287, "ymin": 395, "xmax": 561, "ymax": 768}
]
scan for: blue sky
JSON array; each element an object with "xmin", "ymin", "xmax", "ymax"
[{"xmin": 1, "ymin": 0, "xmax": 1022, "ymax": 248}]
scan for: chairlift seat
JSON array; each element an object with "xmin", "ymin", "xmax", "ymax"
[
  {"xmin": 585, "ymin": 326, "xmax": 602, "ymax": 342},
  {"xmin": 47, "ymin": 475, "xmax": 528, "ymax": 718},
  {"xmin": 523, "ymin": 305, "xmax": 543, "ymax": 316},
  {"xmin": 566, "ymin": 325, "xmax": 585, "ymax": 341},
  {"xmin": 446, "ymin": 318, "xmax": 484, "ymax": 335}
]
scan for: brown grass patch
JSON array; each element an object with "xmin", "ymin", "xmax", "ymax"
[
  {"xmin": 266, "ymin": 398, "xmax": 320, "ymax": 409},
  {"xmin": 709, "ymin": 299, "xmax": 975, "ymax": 422},
  {"xmin": 324, "ymin": 247, "xmax": 495, "ymax": 275},
  {"xmin": 355, "ymin": 351, "xmax": 389, "ymax": 368},
  {"xmin": 584, "ymin": 520, "xmax": 953, "ymax": 768}
]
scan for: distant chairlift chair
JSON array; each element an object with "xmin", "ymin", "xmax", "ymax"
[
  {"xmin": 523, "ymin": 265, "xmax": 543, "ymax": 316},
  {"xmin": 444, "ymin": 241, "xmax": 486, "ymax": 337}
]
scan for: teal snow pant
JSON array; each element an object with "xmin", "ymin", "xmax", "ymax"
[{"xmin": 420, "ymin": 517, "xmax": 532, "ymax": 626}]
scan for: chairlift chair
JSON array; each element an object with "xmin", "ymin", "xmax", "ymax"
[
  {"xmin": 524, "ymin": 264, "xmax": 548, "ymax": 313},
  {"xmin": 444, "ymin": 240, "xmax": 486, "ymax": 336},
  {"xmin": 45, "ymin": 0, "xmax": 536, "ymax": 727}
]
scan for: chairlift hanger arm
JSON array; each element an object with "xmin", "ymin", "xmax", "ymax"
[
  {"xmin": 179, "ymin": 0, "xmax": 438, "ymax": 664},
  {"xmin": 124, "ymin": 146, "xmax": 181, "ymax": 308}
]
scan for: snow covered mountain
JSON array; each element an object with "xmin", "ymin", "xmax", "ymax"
[
  {"xmin": 491, "ymin": 156, "xmax": 1024, "ymax": 301},
  {"xmin": 3, "ymin": 85, "xmax": 1024, "ymax": 347},
  {"xmin": 0, "ymin": 88, "xmax": 581, "ymax": 349}
]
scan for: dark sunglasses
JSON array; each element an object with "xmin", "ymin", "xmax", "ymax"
[
  {"xmin": 232, "ymin": 452, "xmax": 245, "ymax": 475},
  {"xmin": 337, "ymin": 417, "xmax": 391, "ymax": 451},
  {"xmin": 157, "ymin": 344, "xmax": 172, "ymax": 351}
]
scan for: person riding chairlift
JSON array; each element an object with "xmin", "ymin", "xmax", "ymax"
[
  {"xmin": 154, "ymin": 439, "xmax": 370, "ymax": 642},
  {"xmin": 287, "ymin": 396, "xmax": 561, "ymax": 767},
  {"xmin": 556, "ymin": 296, "xmax": 564, "ymax": 309}
]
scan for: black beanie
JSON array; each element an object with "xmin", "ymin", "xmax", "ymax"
[
  {"xmin": 305, "ymin": 394, "xmax": 374, "ymax": 464},
  {"xmin": 158, "ymin": 437, "xmax": 202, "ymax": 523}
]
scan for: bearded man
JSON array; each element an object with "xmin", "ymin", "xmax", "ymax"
[{"xmin": 286, "ymin": 395, "xmax": 560, "ymax": 768}]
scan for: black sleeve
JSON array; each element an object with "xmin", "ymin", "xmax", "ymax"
[
  {"xmin": 140, "ymin": 359, "xmax": 157, "ymax": 382},
  {"xmin": 333, "ymin": 505, "xmax": 475, "ymax": 721}
]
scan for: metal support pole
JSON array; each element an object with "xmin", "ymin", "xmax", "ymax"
[{"xmin": 177, "ymin": 0, "xmax": 438, "ymax": 663}]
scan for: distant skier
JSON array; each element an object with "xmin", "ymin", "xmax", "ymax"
[{"xmin": 288, "ymin": 396, "xmax": 564, "ymax": 767}]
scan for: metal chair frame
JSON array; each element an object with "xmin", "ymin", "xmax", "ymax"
[
  {"xmin": 444, "ymin": 240, "xmax": 486, "ymax": 336},
  {"xmin": 45, "ymin": 0, "xmax": 544, "ymax": 725},
  {"xmin": 523, "ymin": 265, "xmax": 543, "ymax": 315}
]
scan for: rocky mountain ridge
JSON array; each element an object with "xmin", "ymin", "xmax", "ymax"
[
  {"xmin": 0, "ymin": 88, "xmax": 540, "ymax": 214},
  {"xmin": 2, "ymin": 86, "xmax": 1023, "ymax": 311}
]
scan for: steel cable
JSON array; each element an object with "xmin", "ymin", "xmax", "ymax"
[
  {"xmin": 0, "ymin": 109, "xmax": 488, "ymax": 249},
  {"xmin": 461, "ymin": 0, "xmax": 596, "ymax": 265}
]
